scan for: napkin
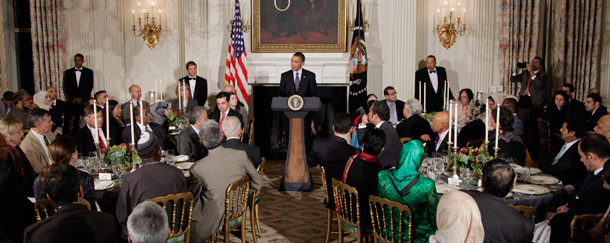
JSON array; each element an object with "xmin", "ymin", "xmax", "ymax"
[
  {"xmin": 175, "ymin": 155, "xmax": 189, "ymax": 162},
  {"xmin": 94, "ymin": 180, "xmax": 115, "ymax": 191}
]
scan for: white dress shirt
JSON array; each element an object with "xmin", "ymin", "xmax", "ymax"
[
  {"xmin": 87, "ymin": 125, "xmax": 108, "ymax": 147},
  {"xmin": 75, "ymin": 67, "xmax": 82, "ymax": 88},
  {"xmin": 188, "ymin": 76, "xmax": 197, "ymax": 96},
  {"xmin": 427, "ymin": 68, "xmax": 439, "ymax": 93},
  {"xmin": 436, "ymin": 129, "xmax": 449, "ymax": 152},
  {"xmin": 191, "ymin": 124, "xmax": 200, "ymax": 137}
]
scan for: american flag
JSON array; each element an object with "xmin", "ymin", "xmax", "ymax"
[{"xmin": 224, "ymin": 0, "xmax": 249, "ymax": 109}]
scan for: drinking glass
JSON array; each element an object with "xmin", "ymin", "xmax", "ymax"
[
  {"xmin": 166, "ymin": 149, "xmax": 175, "ymax": 165},
  {"xmin": 460, "ymin": 167, "xmax": 472, "ymax": 188}
]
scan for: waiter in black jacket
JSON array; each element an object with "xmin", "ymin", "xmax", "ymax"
[
  {"xmin": 415, "ymin": 55, "xmax": 452, "ymax": 112},
  {"xmin": 179, "ymin": 61, "xmax": 208, "ymax": 107},
  {"xmin": 63, "ymin": 53, "xmax": 93, "ymax": 105}
]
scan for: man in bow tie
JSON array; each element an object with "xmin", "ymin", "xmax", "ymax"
[
  {"xmin": 179, "ymin": 61, "xmax": 208, "ymax": 107},
  {"xmin": 415, "ymin": 55, "xmax": 452, "ymax": 112},
  {"xmin": 62, "ymin": 53, "xmax": 94, "ymax": 106}
]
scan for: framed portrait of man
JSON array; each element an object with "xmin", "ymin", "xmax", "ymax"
[{"xmin": 252, "ymin": 0, "xmax": 347, "ymax": 52}]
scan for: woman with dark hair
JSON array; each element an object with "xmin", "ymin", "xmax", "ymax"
[
  {"xmin": 458, "ymin": 88, "xmax": 474, "ymax": 124},
  {"xmin": 543, "ymin": 91, "xmax": 570, "ymax": 144},
  {"xmin": 488, "ymin": 106, "xmax": 526, "ymax": 166},
  {"xmin": 456, "ymin": 89, "xmax": 486, "ymax": 148},
  {"xmin": 354, "ymin": 94, "xmax": 378, "ymax": 118},
  {"xmin": 229, "ymin": 93, "xmax": 248, "ymax": 127},
  {"xmin": 105, "ymin": 100, "xmax": 123, "ymax": 146},
  {"xmin": 33, "ymin": 136, "xmax": 96, "ymax": 207},
  {"xmin": 171, "ymin": 82, "xmax": 197, "ymax": 114}
]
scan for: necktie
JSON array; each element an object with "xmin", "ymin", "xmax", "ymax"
[
  {"xmin": 43, "ymin": 135, "xmax": 50, "ymax": 147},
  {"xmin": 429, "ymin": 70, "xmax": 436, "ymax": 73},
  {"xmin": 552, "ymin": 143, "xmax": 569, "ymax": 165},
  {"xmin": 294, "ymin": 73, "xmax": 300, "ymax": 91},
  {"xmin": 137, "ymin": 101, "xmax": 140, "ymax": 107},
  {"xmin": 220, "ymin": 112, "xmax": 227, "ymax": 130},
  {"xmin": 434, "ymin": 135, "xmax": 441, "ymax": 152},
  {"xmin": 98, "ymin": 132, "xmax": 106, "ymax": 151},
  {"xmin": 389, "ymin": 103, "xmax": 397, "ymax": 124}
]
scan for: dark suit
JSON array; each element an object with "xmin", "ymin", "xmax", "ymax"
[
  {"xmin": 427, "ymin": 130, "xmax": 450, "ymax": 157},
  {"xmin": 120, "ymin": 100, "xmax": 150, "ymax": 126},
  {"xmin": 176, "ymin": 125, "xmax": 208, "ymax": 161},
  {"xmin": 209, "ymin": 108, "xmax": 244, "ymax": 128},
  {"xmin": 395, "ymin": 114, "xmax": 433, "ymax": 140},
  {"xmin": 74, "ymin": 127, "xmax": 103, "ymax": 156},
  {"xmin": 549, "ymin": 168, "xmax": 610, "ymax": 242},
  {"xmin": 542, "ymin": 140, "xmax": 586, "ymax": 187},
  {"xmin": 24, "ymin": 203, "xmax": 118, "ymax": 243},
  {"xmin": 543, "ymin": 106, "xmax": 568, "ymax": 136},
  {"xmin": 567, "ymin": 98, "xmax": 586, "ymax": 116},
  {"xmin": 0, "ymin": 169, "xmax": 35, "ymax": 242},
  {"xmin": 102, "ymin": 117, "xmax": 123, "ymax": 146},
  {"xmin": 307, "ymin": 135, "xmax": 361, "ymax": 209},
  {"xmin": 278, "ymin": 69, "xmax": 317, "ymax": 97},
  {"xmin": 223, "ymin": 138, "xmax": 261, "ymax": 168},
  {"xmin": 382, "ymin": 99, "xmax": 405, "ymax": 123},
  {"xmin": 415, "ymin": 67, "xmax": 452, "ymax": 112},
  {"xmin": 463, "ymin": 190, "xmax": 534, "ymax": 243},
  {"xmin": 63, "ymin": 67, "xmax": 94, "ymax": 103},
  {"xmin": 587, "ymin": 108, "xmax": 608, "ymax": 131},
  {"xmin": 180, "ymin": 76, "xmax": 208, "ymax": 106},
  {"xmin": 122, "ymin": 123, "xmax": 173, "ymax": 150},
  {"xmin": 357, "ymin": 121, "xmax": 401, "ymax": 169},
  {"xmin": 49, "ymin": 99, "xmax": 73, "ymax": 134}
]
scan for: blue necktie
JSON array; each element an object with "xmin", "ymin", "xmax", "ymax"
[
  {"xmin": 552, "ymin": 143, "xmax": 568, "ymax": 165},
  {"xmin": 294, "ymin": 73, "xmax": 300, "ymax": 91}
]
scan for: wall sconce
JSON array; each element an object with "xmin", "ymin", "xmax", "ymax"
[
  {"xmin": 434, "ymin": 1, "xmax": 466, "ymax": 49},
  {"xmin": 227, "ymin": 0, "xmax": 251, "ymax": 33},
  {"xmin": 132, "ymin": 2, "xmax": 163, "ymax": 49},
  {"xmin": 348, "ymin": 0, "xmax": 369, "ymax": 32}
]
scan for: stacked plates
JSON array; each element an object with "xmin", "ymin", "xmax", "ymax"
[
  {"xmin": 513, "ymin": 184, "xmax": 552, "ymax": 195},
  {"xmin": 525, "ymin": 175, "xmax": 560, "ymax": 185},
  {"xmin": 514, "ymin": 166, "xmax": 542, "ymax": 175}
]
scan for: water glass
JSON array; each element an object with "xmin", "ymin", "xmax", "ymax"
[
  {"xmin": 460, "ymin": 168, "xmax": 472, "ymax": 188},
  {"xmin": 166, "ymin": 149, "xmax": 175, "ymax": 165}
]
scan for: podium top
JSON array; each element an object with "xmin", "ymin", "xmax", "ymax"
[{"xmin": 271, "ymin": 97, "xmax": 321, "ymax": 112}]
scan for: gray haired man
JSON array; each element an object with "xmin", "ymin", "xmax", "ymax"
[
  {"xmin": 127, "ymin": 201, "xmax": 170, "ymax": 243},
  {"xmin": 395, "ymin": 99, "xmax": 433, "ymax": 141}
]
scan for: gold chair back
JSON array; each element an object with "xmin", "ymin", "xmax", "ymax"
[
  {"xmin": 321, "ymin": 166, "xmax": 330, "ymax": 202},
  {"xmin": 369, "ymin": 195, "xmax": 414, "ymax": 243},
  {"xmin": 509, "ymin": 205, "xmax": 536, "ymax": 223},
  {"xmin": 257, "ymin": 157, "xmax": 266, "ymax": 175},
  {"xmin": 538, "ymin": 118, "xmax": 551, "ymax": 165},
  {"xmin": 332, "ymin": 178, "xmax": 371, "ymax": 242},
  {"xmin": 400, "ymin": 137, "xmax": 412, "ymax": 145},
  {"xmin": 571, "ymin": 213, "xmax": 604, "ymax": 240},
  {"xmin": 466, "ymin": 138, "xmax": 485, "ymax": 148},
  {"xmin": 247, "ymin": 118, "xmax": 255, "ymax": 145},
  {"xmin": 214, "ymin": 176, "xmax": 250, "ymax": 243},
  {"xmin": 148, "ymin": 192, "xmax": 194, "ymax": 243},
  {"xmin": 34, "ymin": 199, "xmax": 91, "ymax": 221}
]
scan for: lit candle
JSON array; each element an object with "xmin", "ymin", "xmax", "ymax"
[
  {"xmin": 106, "ymin": 98, "xmax": 110, "ymax": 141},
  {"xmin": 444, "ymin": 80, "xmax": 448, "ymax": 110},
  {"xmin": 495, "ymin": 104, "xmax": 500, "ymax": 150},
  {"xmin": 418, "ymin": 81, "xmax": 422, "ymax": 102},
  {"xmin": 155, "ymin": 81, "xmax": 158, "ymax": 102},
  {"xmin": 159, "ymin": 10, "xmax": 162, "ymax": 26},
  {"xmin": 423, "ymin": 82, "xmax": 427, "ymax": 111},
  {"xmin": 93, "ymin": 100, "xmax": 99, "ymax": 144},
  {"xmin": 448, "ymin": 101, "xmax": 452, "ymax": 144},
  {"xmin": 140, "ymin": 98, "xmax": 144, "ymax": 128},
  {"xmin": 178, "ymin": 80, "xmax": 182, "ymax": 112},
  {"xmin": 132, "ymin": 10, "xmax": 135, "ymax": 25},
  {"xmin": 450, "ymin": 103, "xmax": 459, "ymax": 148},
  {"xmin": 183, "ymin": 82, "xmax": 187, "ymax": 115},
  {"xmin": 160, "ymin": 80, "xmax": 163, "ymax": 100},
  {"xmin": 130, "ymin": 103, "xmax": 135, "ymax": 145},
  {"xmin": 485, "ymin": 98, "xmax": 489, "ymax": 145},
  {"xmin": 151, "ymin": 2, "xmax": 154, "ymax": 16}
]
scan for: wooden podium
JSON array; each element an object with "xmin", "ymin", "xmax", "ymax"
[{"xmin": 271, "ymin": 96, "xmax": 321, "ymax": 191}]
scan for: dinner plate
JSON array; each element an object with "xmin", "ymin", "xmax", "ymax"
[
  {"xmin": 176, "ymin": 162, "xmax": 194, "ymax": 170},
  {"xmin": 94, "ymin": 180, "xmax": 115, "ymax": 191},
  {"xmin": 513, "ymin": 184, "xmax": 552, "ymax": 195},
  {"xmin": 525, "ymin": 175, "xmax": 560, "ymax": 185},
  {"xmin": 175, "ymin": 155, "xmax": 190, "ymax": 162},
  {"xmin": 436, "ymin": 184, "xmax": 461, "ymax": 194},
  {"xmin": 514, "ymin": 166, "xmax": 542, "ymax": 175}
]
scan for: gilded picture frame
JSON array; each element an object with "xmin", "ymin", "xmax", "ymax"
[{"xmin": 252, "ymin": 0, "xmax": 347, "ymax": 53}]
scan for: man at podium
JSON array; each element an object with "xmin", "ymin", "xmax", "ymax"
[{"xmin": 277, "ymin": 52, "xmax": 318, "ymax": 97}]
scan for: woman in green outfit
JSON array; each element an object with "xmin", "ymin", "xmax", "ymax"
[{"xmin": 377, "ymin": 140, "xmax": 439, "ymax": 243}]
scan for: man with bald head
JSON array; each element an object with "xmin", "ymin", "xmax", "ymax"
[
  {"xmin": 222, "ymin": 116, "xmax": 261, "ymax": 168},
  {"xmin": 121, "ymin": 85, "xmax": 150, "ymax": 125},
  {"xmin": 46, "ymin": 86, "xmax": 73, "ymax": 135},
  {"xmin": 427, "ymin": 112, "xmax": 451, "ymax": 156},
  {"xmin": 595, "ymin": 114, "xmax": 610, "ymax": 141}
]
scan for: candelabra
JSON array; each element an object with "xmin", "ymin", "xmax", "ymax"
[
  {"xmin": 132, "ymin": 2, "xmax": 163, "ymax": 49},
  {"xmin": 434, "ymin": 2, "xmax": 466, "ymax": 49}
]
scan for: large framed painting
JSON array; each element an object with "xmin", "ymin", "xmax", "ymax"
[{"xmin": 252, "ymin": 0, "xmax": 347, "ymax": 52}]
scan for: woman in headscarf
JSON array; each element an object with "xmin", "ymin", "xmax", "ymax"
[
  {"xmin": 32, "ymin": 90, "xmax": 51, "ymax": 111},
  {"xmin": 429, "ymin": 191, "xmax": 485, "ymax": 243},
  {"xmin": 377, "ymin": 140, "xmax": 439, "ymax": 243}
]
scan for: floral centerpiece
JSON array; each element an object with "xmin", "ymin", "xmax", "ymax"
[
  {"xmin": 168, "ymin": 110, "xmax": 184, "ymax": 125},
  {"xmin": 102, "ymin": 143, "xmax": 139, "ymax": 167},
  {"xmin": 424, "ymin": 111, "xmax": 437, "ymax": 123},
  {"xmin": 451, "ymin": 147, "xmax": 494, "ymax": 175}
]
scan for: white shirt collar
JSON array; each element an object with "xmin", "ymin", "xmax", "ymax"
[
  {"xmin": 226, "ymin": 137, "xmax": 240, "ymax": 141},
  {"xmin": 565, "ymin": 138, "xmax": 580, "ymax": 151},
  {"xmin": 375, "ymin": 121, "xmax": 385, "ymax": 129},
  {"xmin": 334, "ymin": 134, "xmax": 349, "ymax": 144},
  {"xmin": 594, "ymin": 167, "xmax": 603, "ymax": 175},
  {"xmin": 190, "ymin": 124, "xmax": 200, "ymax": 136}
]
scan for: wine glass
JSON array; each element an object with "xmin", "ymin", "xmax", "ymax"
[
  {"xmin": 460, "ymin": 167, "xmax": 472, "ymax": 188},
  {"xmin": 166, "ymin": 149, "xmax": 175, "ymax": 165}
]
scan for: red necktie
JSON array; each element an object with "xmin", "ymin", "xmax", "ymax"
[
  {"xmin": 220, "ymin": 112, "xmax": 226, "ymax": 130},
  {"xmin": 98, "ymin": 133, "xmax": 106, "ymax": 151}
]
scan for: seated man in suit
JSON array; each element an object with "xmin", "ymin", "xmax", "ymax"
[
  {"xmin": 382, "ymin": 86, "xmax": 405, "ymax": 124},
  {"xmin": 127, "ymin": 201, "xmax": 170, "ymax": 243},
  {"xmin": 0, "ymin": 91, "xmax": 14, "ymax": 115},
  {"xmin": 75, "ymin": 105, "xmax": 109, "ymax": 156},
  {"xmin": 585, "ymin": 93, "xmax": 608, "ymax": 131},
  {"xmin": 177, "ymin": 106, "xmax": 209, "ymax": 161},
  {"xmin": 189, "ymin": 120, "xmax": 262, "ymax": 242},
  {"xmin": 221, "ymin": 116, "xmax": 261, "ymax": 168},
  {"xmin": 46, "ymin": 86, "xmax": 72, "ymax": 135},
  {"xmin": 116, "ymin": 130, "xmax": 187, "ymax": 239},
  {"xmin": 307, "ymin": 112, "xmax": 360, "ymax": 209},
  {"xmin": 356, "ymin": 100, "xmax": 401, "ymax": 169},
  {"xmin": 209, "ymin": 91, "xmax": 243, "ymax": 129},
  {"xmin": 395, "ymin": 99, "xmax": 433, "ymax": 141},
  {"xmin": 543, "ymin": 114, "xmax": 588, "ymax": 187},
  {"xmin": 463, "ymin": 159, "xmax": 534, "ymax": 242},
  {"xmin": 120, "ymin": 85, "xmax": 149, "ymax": 126},
  {"xmin": 562, "ymin": 83, "xmax": 586, "ymax": 116},
  {"xmin": 122, "ymin": 105, "xmax": 173, "ymax": 150},
  {"xmin": 548, "ymin": 133, "xmax": 610, "ymax": 242},
  {"xmin": 502, "ymin": 97, "xmax": 524, "ymax": 136},
  {"xmin": 594, "ymin": 114, "xmax": 610, "ymax": 141},
  {"xmin": 6, "ymin": 90, "xmax": 36, "ymax": 129},
  {"xmin": 21, "ymin": 108, "xmax": 56, "ymax": 174},
  {"xmin": 24, "ymin": 164, "xmax": 118, "ymax": 242},
  {"xmin": 422, "ymin": 112, "xmax": 450, "ymax": 156}
]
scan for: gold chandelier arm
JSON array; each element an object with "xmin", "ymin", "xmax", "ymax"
[{"xmin": 274, "ymin": 0, "xmax": 290, "ymax": 12}]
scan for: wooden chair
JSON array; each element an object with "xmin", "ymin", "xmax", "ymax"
[
  {"xmin": 148, "ymin": 192, "xmax": 194, "ymax": 243},
  {"xmin": 332, "ymin": 178, "xmax": 373, "ymax": 243},
  {"xmin": 538, "ymin": 118, "xmax": 551, "ymax": 165},
  {"xmin": 571, "ymin": 213, "xmax": 605, "ymax": 240},
  {"xmin": 34, "ymin": 199, "xmax": 91, "ymax": 221},
  {"xmin": 369, "ymin": 195, "xmax": 414, "ymax": 243},
  {"xmin": 509, "ymin": 205, "xmax": 536, "ymax": 223},
  {"xmin": 321, "ymin": 166, "xmax": 338, "ymax": 243},
  {"xmin": 212, "ymin": 176, "xmax": 250, "ymax": 243},
  {"xmin": 247, "ymin": 159, "xmax": 267, "ymax": 242},
  {"xmin": 466, "ymin": 138, "xmax": 485, "ymax": 148},
  {"xmin": 245, "ymin": 118, "xmax": 255, "ymax": 145},
  {"xmin": 399, "ymin": 137, "xmax": 412, "ymax": 145}
]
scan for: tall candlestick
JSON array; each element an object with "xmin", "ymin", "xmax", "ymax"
[
  {"xmin": 106, "ymin": 98, "xmax": 110, "ymax": 141},
  {"xmin": 448, "ymin": 101, "xmax": 452, "ymax": 144},
  {"xmin": 423, "ymin": 82, "xmax": 427, "ymax": 111},
  {"xmin": 140, "ymin": 98, "xmax": 144, "ymax": 129},
  {"xmin": 160, "ymin": 80, "xmax": 163, "ymax": 100},
  {"xmin": 454, "ymin": 102, "xmax": 458, "ymax": 148},
  {"xmin": 445, "ymin": 80, "xmax": 449, "ymax": 110},
  {"xmin": 155, "ymin": 81, "xmax": 158, "ymax": 102},
  {"xmin": 419, "ymin": 81, "xmax": 422, "ymax": 102},
  {"xmin": 178, "ymin": 80, "xmax": 182, "ymax": 113},
  {"xmin": 183, "ymin": 83, "xmax": 187, "ymax": 115},
  {"xmin": 130, "ymin": 103, "xmax": 135, "ymax": 145},
  {"xmin": 495, "ymin": 104, "xmax": 500, "ymax": 150},
  {"xmin": 485, "ymin": 99, "xmax": 489, "ymax": 144},
  {"xmin": 93, "ymin": 100, "xmax": 99, "ymax": 144}
]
